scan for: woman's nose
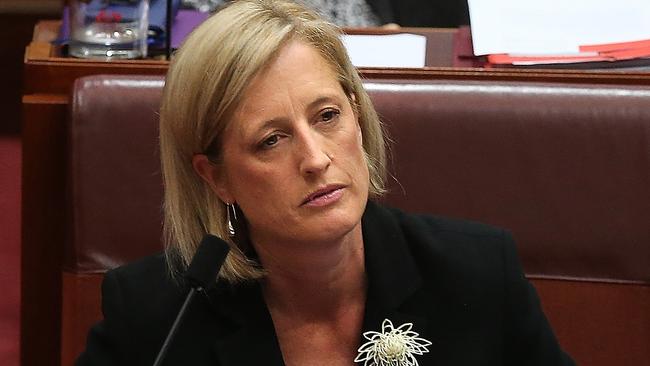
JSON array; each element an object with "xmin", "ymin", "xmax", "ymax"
[{"xmin": 297, "ymin": 130, "xmax": 331, "ymax": 176}]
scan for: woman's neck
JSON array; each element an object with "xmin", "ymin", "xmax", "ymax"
[
  {"xmin": 255, "ymin": 223, "xmax": 367, "ymax": 319},
  {"xmin": 253, "ymin": 223, "xmax": 367, "ymax": 366}
]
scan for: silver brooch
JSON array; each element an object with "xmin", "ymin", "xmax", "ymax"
[{"xmin": 354, "ymin": 319, "xmax": 432, "ymax": 366}]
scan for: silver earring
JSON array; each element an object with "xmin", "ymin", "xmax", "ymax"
[{"xmin": 227, "ymin": 203, "xmax": 237, "ymax": 237}]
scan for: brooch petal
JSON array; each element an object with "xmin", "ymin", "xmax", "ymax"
[{"xmin": 355, "ymin": 319, "xmax": 432, "ymax": 366}]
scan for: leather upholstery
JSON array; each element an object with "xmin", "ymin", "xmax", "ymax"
[
  {"xmin": 370, "ymin": 80, "xmax": 650, "ymax": 283},
  {"xmin": 67, "ymin": 75, "xmax": 650, "ymax": 283},
  {"xmin": 63, "ymin": 74, "xmax": 650, "ymax": 365},
  {"xmin": 66, "ymin": 76, "xmax": 165, "ymax": 273}
]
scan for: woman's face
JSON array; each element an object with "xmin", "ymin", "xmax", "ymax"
[{"xmin": 205, "ymin": 40, "xmax": 369, "ymax": 247}]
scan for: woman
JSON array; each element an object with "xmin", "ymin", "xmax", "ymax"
[{"xmin": 77, "ymin": 1, "xmax": 574, "ymax": 365}]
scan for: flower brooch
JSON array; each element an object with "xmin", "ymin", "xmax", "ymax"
[{"xmin": 355, "ymin": 319, "xmax": 432, "ymax": 366}]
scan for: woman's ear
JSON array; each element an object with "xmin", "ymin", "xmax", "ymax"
[{"xmin": 192, "ymin": 154, "xmax": 234, "ymax": 203}]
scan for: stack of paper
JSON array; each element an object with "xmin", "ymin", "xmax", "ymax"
[
  {"xmin": 468, "ymin": 0, "xmax": 650, "ymax": 66},
  {"xmin": 341, "ymin": 34, "xmax": 427, "ymax": 68}
]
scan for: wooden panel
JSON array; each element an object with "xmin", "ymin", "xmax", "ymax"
[
  {"xmin": 360, "ymin": 67, "xmax": 650, "ymax": 85},
  {"xmin": 21, "ymin": 98, "xmax": 67, "ymax": 366},
  {"xmin": 0, "ymin": 13, "xmax": 57, "ymax": 134},
  {"xmin": 23, "ymin": 59, "xmax": 168, "ymax": 95},
  {"xmin": 61, "ymin": 272, "xmax": 103, "ymax": 366},
  {"xmin": 532, "ymin": 278, "xmax": 650, "ymax": 366},
  {"xmin": 23, "ymin": 21, "xmax": 650, "ymax": 99},
  {"xmin": 0, "ymin": 1, "xmax": 61, "ymax": 14}
]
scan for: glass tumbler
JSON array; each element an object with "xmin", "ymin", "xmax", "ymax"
[{"xmin": 69, "ymin": 0, "xmax": 150, "ymax": 59}]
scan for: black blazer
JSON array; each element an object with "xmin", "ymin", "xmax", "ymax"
[{"xmin": 77, "ymin": 201, "xmax": 574, "ymax": 365}]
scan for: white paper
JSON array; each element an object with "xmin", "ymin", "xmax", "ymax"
[
  {"xmin": 468, "ymin": 0, "xmax": 650, "ymax": 55},
  {"xmin": 341, "ymin": 34, "xmax": 427, "ymax": 68}
]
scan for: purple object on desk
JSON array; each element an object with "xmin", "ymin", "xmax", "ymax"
[
  {"xmin": 57, "ymin": 6, "xmax": 70, "ymax": 44},
  {"xmin": 172, "ymin": 9, "xmax": 209, "ymax": 49}
]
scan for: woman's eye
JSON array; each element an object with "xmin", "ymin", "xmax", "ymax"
[
  {"xmin": 261, "ymin": 134, "xmax": 280, "ymax": 148},
  {"xmin": 320, "ymin": 109, "xmax": 340, "ymax": 122}
]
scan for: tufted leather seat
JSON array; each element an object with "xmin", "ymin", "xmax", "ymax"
[{"xmin": 64, "ymin": 75, "xmax": 650, "ymax": 365}]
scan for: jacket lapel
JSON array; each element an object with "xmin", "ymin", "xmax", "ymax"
[
  {"xmin": 361, "ymin": 201, "xmax": 427, "ymax": 339},
  {"xmin": 203, "ymin": 200, "xmax": 427, "ymax": 366},
  {"xmin": 206, "ymin": 281, "xmax": 285, "ymax": 366}
]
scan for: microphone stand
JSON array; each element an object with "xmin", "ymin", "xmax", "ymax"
[
  {"xmin": 150, "ymin": 234, "xmax": 229, "ymax": 366},
  {"xmin": 151, "ymin": 287, "xmax": 200, "ymax": 366}
]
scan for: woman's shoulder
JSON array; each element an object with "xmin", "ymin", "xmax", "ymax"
[
  {"xmin": 106, "ymin": 253, "xmax": 179, "ymax": 288},
  {"xmin": 102, "ymin": 253, "xmax": 188, "ymax": 321},
  {"xmin": 108, "ymin": 252, "xmax": 168, "ymax": 276},
  {"xmin": 367, "ymin": 200, "xmax": 511, "ymax": 248},
  {"xmin": 365, "ymin": 200, "xmax": 515, "ymax": 283},
  {"xmin": 76, "ymin": 254, "xmax": 189, "ymax": 365},
  {"xmin": 363, "ymin": 203, "xmax": 575, "ymax": 365}
]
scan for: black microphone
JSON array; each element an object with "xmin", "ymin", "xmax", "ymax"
[{"xmin": 152, "ymin": 234, "xmax": 230, "ymax": 366}]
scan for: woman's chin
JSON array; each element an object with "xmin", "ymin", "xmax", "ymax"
[{"xmin": 295, "ymin": 212, "xmax": 363, "ymax": 244}]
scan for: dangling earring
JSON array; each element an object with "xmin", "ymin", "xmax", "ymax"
[{"xmin": 227, "ymin": 203, "xmax": 237, "ymax": 237}]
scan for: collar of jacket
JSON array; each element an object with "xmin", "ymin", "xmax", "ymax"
[{"xmin": 203, "ymin": 200, "xmax": 424, "ymax": 365}]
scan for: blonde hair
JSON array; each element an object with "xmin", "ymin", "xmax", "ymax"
[{"xmin": 159, "ymin": 0, "xmax": 387, "ymax": 282}]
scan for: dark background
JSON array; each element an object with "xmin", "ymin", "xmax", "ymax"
[{"xmin": 0, "ymin": 0, "xmax": 61, "ymax": 134}]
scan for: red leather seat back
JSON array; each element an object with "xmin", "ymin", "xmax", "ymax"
[
  {"xmin": 369, "ymin": 80, "xmax": 650, "ymax": 284},
  {"xmin": 67, "ymin": 76, "xmax": 650, "ymax": 283},
  {"xmin": 68, "ymin": 76, "xmax": 650, "ymax": 283},
  {"xmin": 66, "ymin": 76, "xmax": 165, "ymax": 273},
  {"xmin": 65, "ymin": 75, "xmax": 650, "ymax": 365}
]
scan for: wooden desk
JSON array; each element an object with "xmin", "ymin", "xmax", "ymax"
[{"xmin": 21, "ymin": 20, "xmax": 650, "ymax": 366}]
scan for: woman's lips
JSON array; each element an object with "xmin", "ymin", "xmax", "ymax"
[{"xmin": 302, "ymin": 186, "xmax": 345, "ymax": 207}]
